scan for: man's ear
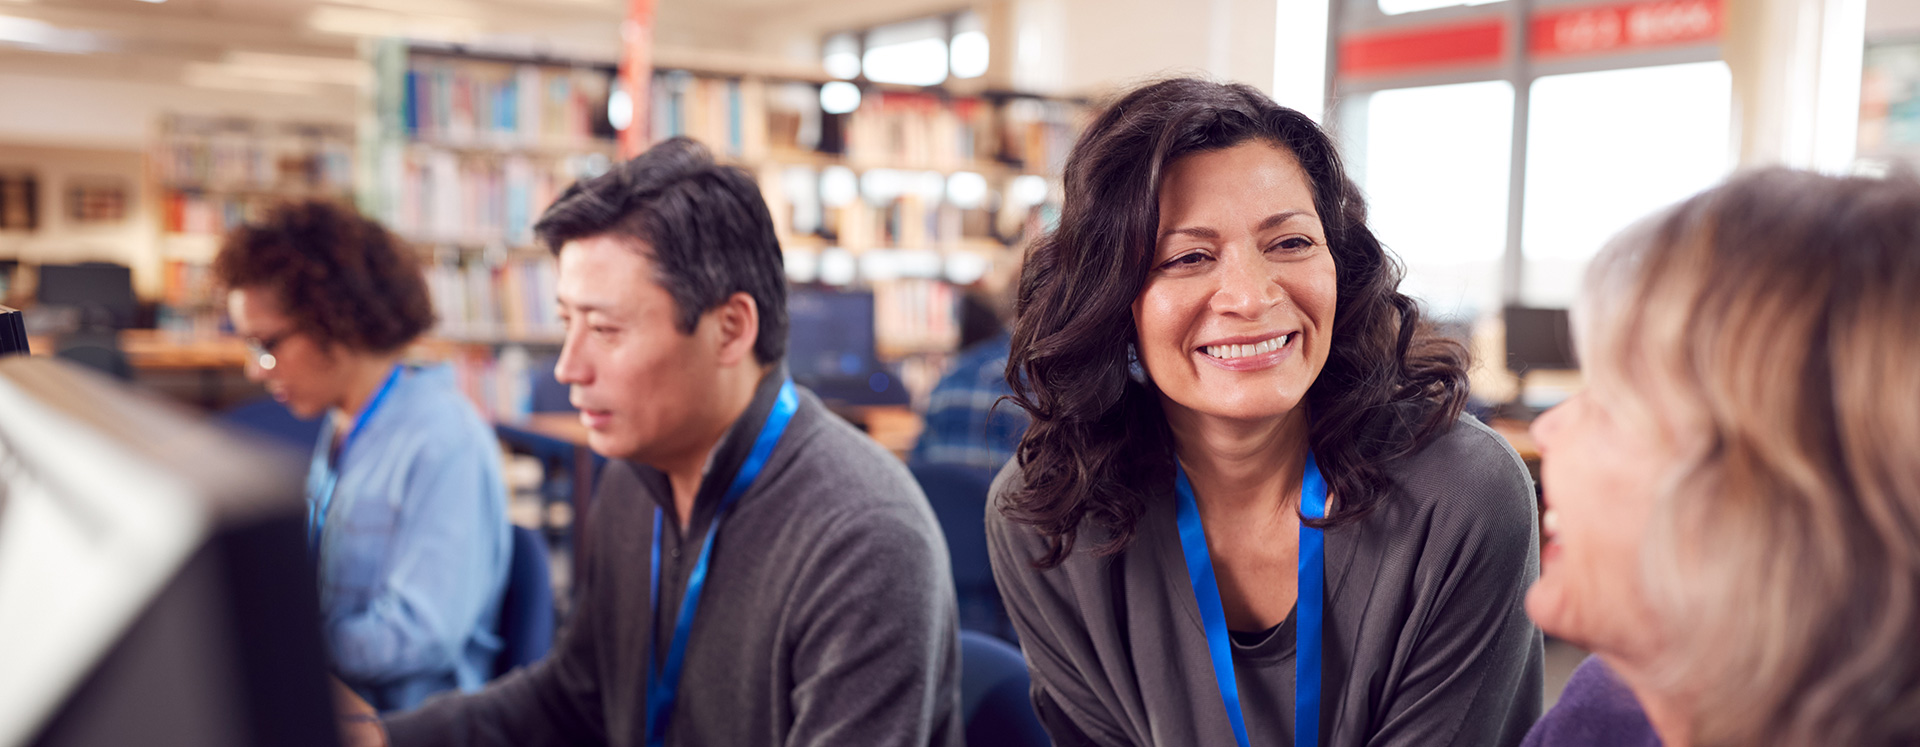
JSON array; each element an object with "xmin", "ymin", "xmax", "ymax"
[{"xmin": 710, "ymin": 291, "xmax": 760, "ymax": 367}]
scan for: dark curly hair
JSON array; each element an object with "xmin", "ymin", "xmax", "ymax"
[
  {"xmin": 1004, "ymin": 78, "xmax": 1470, "ymax": 568},
  {"xmin": 213, "ymin": 200, "xmax": 434, "ymax": 354},
  {"xmin": 534, "ymin": 137, "xmax": 788, "ymax": 364}
]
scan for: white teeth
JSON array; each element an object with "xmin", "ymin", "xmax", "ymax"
[{"xmin": 1204, "ymin": 334, "xmax": 1291, "ymax": 360}]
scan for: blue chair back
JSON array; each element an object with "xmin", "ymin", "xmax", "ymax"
[
  {"xmin": 960, "ymin": 631, "xmax": 1048, "ymax": 747},
  {"xmin": 220, "ymin": 396, "xmax": 324, "ymax": 449},
  {"xmin": 908, "ymin": 461, "xmax": 1011, "ymax": 640},
  {"xmin": 494, "ymin": 525, "xmax": 556, "ymax": 677}
]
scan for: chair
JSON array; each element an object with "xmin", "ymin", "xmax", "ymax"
[
  {"xmin": 219, "ymin": 396, "xmax": 324, "ymax": 449},
  {"xmin": 908, "ymin": 461, "xmax": 1013, "ymax": 641},
  {"xmin": 493, "ymin": 525, "xmax": 556, "ymax": 678},
  {"xmin": 960, "ymin": 630, "xmax": 1049, "ymax": 747}
]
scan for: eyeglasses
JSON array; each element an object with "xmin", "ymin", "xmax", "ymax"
[{"xmin": 244, "ymin": 330, "xmax": 296, "ymax": 371}]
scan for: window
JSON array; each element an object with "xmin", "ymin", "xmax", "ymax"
[
  {"xmin": 823, "ymin": 11, "xmax": 989, "ymax": 88},
  {"xmin": 1356, "ymin": 81, "xmax": 1515, "ymax": 319},
  {"xmin": 1521, "ymin": 61, "xmax": 1732, "ymax": 305}
]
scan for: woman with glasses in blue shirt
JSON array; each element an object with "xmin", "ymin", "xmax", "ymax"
[{"xmin": 217, "ymin": 200, "xmax": 511, "ymax": 712}]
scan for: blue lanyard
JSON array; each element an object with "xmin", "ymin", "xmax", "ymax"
[
  {"xmin": 1174, "ymin": 451, "xmax": 1329, "ymax": 747},
  {"xmin": 307, "ymin": 364, "xmax": 404, "ymax": 565},
  {"xmin": 646, "ymin": 378, "xmax": 799, "ymax": 747}
]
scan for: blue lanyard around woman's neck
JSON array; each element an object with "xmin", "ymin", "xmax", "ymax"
[
  {"xmin": 307, "ymin": 364, "xmax": 404, "ymax": 565},
  {"xmin": 1174, "ymin": 451, "xmax": 1329, "ymax": 747},
  {"xmin": 645, "ymin": 377, "xmax": 798, "ymax": 747}
]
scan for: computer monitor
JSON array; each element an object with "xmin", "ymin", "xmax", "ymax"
[
  {"xmin": 35, "ymin": 263, "xmax": 138, "ymax": 331},
  {"xmin": 1, "ymin": 305, "xmax": 26, "ymax": 356},
  {"xmin": 1503, "ymin": 306, "xmax": 1577, "ymax": 375},
  {"xmin": 786, "ymin": 287, "xmax": 910, "ymax": 407},
  {"xmin": 0, "ymin": 356, "xmax": 334, "ymax": 747}
]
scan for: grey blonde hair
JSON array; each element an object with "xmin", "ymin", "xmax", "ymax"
[{"xmin": 1576, "ymin": 168, "xmax": 1920, "ymax": 747}]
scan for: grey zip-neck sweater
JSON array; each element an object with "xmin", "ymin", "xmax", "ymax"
[
  {"xmin": 987, "ymin": 415, "xmax": 1544, "ymax": 746},
  {"xmin": 388, "ymin": 370, "xmax": 964, "ymax": 746}
]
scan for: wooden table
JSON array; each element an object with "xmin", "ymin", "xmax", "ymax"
[
  {"xmin": 1488, "ymin": 417, "xmax": 1539, "ymax": 464},
  {"xmin": 118, "ymin": 329, "xmax": 250, "ymax": 370}
]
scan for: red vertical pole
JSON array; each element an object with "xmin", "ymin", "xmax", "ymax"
[{"xmin": 619, "ymin": 0, "xmax": 656, "ymax": 159}]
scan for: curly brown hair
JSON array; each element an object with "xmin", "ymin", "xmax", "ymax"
[
  {"xmin": 1004, "ymin": 78, "xmax": 1470, "ymax": 568},
  {"xmin": 213, "ymin": 200, "xmax": 434, "ymax": 354}
]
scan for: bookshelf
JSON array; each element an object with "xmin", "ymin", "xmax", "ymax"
[
  {"xmin": 366, "ymin": 40, "xmax": 1089, "ymax": 417},
  {"xmin": 362, "ymin": 41, "xmax": 617, "ymax": 423},
  {"xmin": 152, "ymin": 114, "xmax": 357, "ymax": 338},
  {"xmin": 648, "ymin": 66, "xmax": 1087, "ymax": 403}
]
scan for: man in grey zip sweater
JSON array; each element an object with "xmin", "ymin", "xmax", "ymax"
[{"xmin": 342, "ymin": 138, "xmax": 962, "ymax": 747}]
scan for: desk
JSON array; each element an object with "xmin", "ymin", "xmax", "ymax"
[
  {"xmin": 119, "ymin": 330, "xmax": 250, "ymax": 370},
  {"xmin": 496, "ymin": 413, "xmax": 599, "ymax": 574},
  {"xmin": 1488, "ymin": 418, "xmax": 1539, "ymax": 464}
]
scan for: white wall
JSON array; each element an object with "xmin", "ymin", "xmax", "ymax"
[
  {"xmin": 0, "ymin": 72, "xmax": 355, "ymax": 152},
  {"xmin": 0, "ymin": 71, "xmax": 357, "ymax": 298},
  {"xmin": 0, "ymin": 144, "xmax": 159, "ymax": 297},
  {"xmin": 1024, "ymin": 0, "xmax": 1281, "ymax": 98}
]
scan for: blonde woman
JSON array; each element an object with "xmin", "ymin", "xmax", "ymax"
[{"xmin": 1522, "ymin": 168, "xmax": 1920, "ymax": 747}]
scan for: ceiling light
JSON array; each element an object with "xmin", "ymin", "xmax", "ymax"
[{"xmin": 820, "ymin": 81, "xmax": 861, "ymax": 115}]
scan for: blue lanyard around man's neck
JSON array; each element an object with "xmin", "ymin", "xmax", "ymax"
[
  {"xmin": 1174, "ymin": 450, "xmax": 1329, "ymax": 747},
  {"xmin": 307, "ymin": 364, "xmax": 405, "ymax": 566},
  {"xmin": 645, "ymin": 377, "xmax": 798, "ymax": 747}
]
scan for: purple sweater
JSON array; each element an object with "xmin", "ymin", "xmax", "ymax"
[{"xmin": 1523, "ymin": 656, "xmax": 1663, "ymax": 747}]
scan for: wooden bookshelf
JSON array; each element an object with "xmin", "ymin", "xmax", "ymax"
[
  {"xmin": 365, "ymin": 41, "xmax": 1089, "ymax": 417},
  {"xmin": 152, "ymin": 114, "xmax": 357, "ymax": 338}
]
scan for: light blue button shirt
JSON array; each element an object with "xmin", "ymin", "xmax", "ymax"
[{"xmin": 307, "ymin": 363, "xmax": 511, "ymax": 712}]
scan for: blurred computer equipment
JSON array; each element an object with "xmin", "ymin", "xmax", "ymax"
[
  {"xmin": 1501, "ymin": 305, "xmax": 1578, "ymax": 417},
  {"xmin": 0, "ymin": 356, "xmax": 334, "ymax": 747},
  {"xmin": 1, "ymin": 306, "xmax": 26, "ymax": 357},
  {"xmin": 34, "ymin": 263, "xmax": 138, "ymax": 332},
  {"xmin": 787, "ymin": 287, "xmax": 910, "ymax": 407}
]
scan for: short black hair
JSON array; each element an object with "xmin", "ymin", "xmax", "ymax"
[
  {"xmin": 214, "ymin": 200, "xmax": 435, "ymax": 354},
  {"xmin": 534, "ymin": 137, "xmax": 788, "ymax": 364}
]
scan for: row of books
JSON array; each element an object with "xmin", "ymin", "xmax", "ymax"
[
  {"xmin": 874, "ymin": 278, "xmax": 960, "ymax": 357},
  {"xmin": 841, "ymin": 91, "xmax": 996, "ymax": 171},
  {"xmin": 651, "ymin": 73, "xmax": 768, "ymax": 160},
  {"xmin": 423, "ymin": 252, "xmax": 564, "ymax": 344},
  {"xmin": 448, "ymin": 342, "xmax": 540, "ymax": 424},
  {"xmin": 649, "ymin": 69, "xmax": 1086, "ymax": 174},
  {"xmin": 384, "ymin": 150, "xmax": 573, "ymax": 248},
  {"xmin": 405, "ymin": 54, "xmax": 616, "ymax": 148},
  {"xmin": 162, "ymin": 190, "xmax": 260, "ymax": 236},
  {"xmin": 156, "ymin": 115, "xmax": 353, "ymax": 193}
]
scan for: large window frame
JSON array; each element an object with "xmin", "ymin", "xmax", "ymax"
[{"xmin": 1328, "ymin": 0, "xmax": 1727, "ymax": 310}]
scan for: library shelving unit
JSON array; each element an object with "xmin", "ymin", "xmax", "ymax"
[
  {"xmin": 363, "ymin": 40, "xmax": 619, "ymax": 422},
  {"xmin": 645, "ymin": 65, "xmax": 1089, "ymax": 402},
  {"xmin": 364, "ymin": 38, "xmax": 1090, "ymax": 420},
  {"xmin": 152, "ymin": 114, "xmax": 357, "ymax": 338}
]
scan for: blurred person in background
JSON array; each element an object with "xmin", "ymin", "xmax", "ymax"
[
  {"xmin": 988, "ymin": 78, "xmax": 1542, "ymax": 747},
  {"xmin": 343, "ymin": 137, "xmax": 961, "ymax": 747},
  {"xmin": 217, "ymin": 201, "xmax": 511, "ymax": 712},
  {"xmin": 1522, "ymin": 169, "xmax": 1920, "ymax": 747},
  {"xmin": 910, "ymin": 290, "xmax": 1030, "ymax": 472}
]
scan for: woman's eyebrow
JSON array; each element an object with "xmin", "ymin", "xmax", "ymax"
[
  {"xmin": 1255, "ymin": 210, "xmax": 1314, "ymax": 232},
  {"xmin": 1158, "ymin": 210, "xmax": 1316, "ymax": 243}
]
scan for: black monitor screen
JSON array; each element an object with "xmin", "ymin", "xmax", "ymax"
[
  {"xmin": 1504, "ymin": 306, "xmax": 1576, "ymax": 374},
  {"xmin": 786, "ymin": 288, "xmax": 908, "ymax": 406},
  {"xmin": 36, "ymin": 263, "xmax": 137, "ymax": 330},
  {"xmin": 1, "ymin": 306, "xmax": 25, "ymax": 356}
]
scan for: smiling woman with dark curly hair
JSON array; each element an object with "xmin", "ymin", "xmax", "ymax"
[
  {"xmin": 216, "ymin": 200, "xmax": 510, "ymax": 713},
  {"xmin": 984, "ymin": 78, "xmax": 1544, "ymax": 747}
]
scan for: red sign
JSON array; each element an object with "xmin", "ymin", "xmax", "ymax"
[
  {"xmin": 1339, "ymin": 18, "xmax": 1507, "ymax": 79},
  {"xmin": 1531, "ymin": 0, "xmax": 1722, "ymax": 57}
]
